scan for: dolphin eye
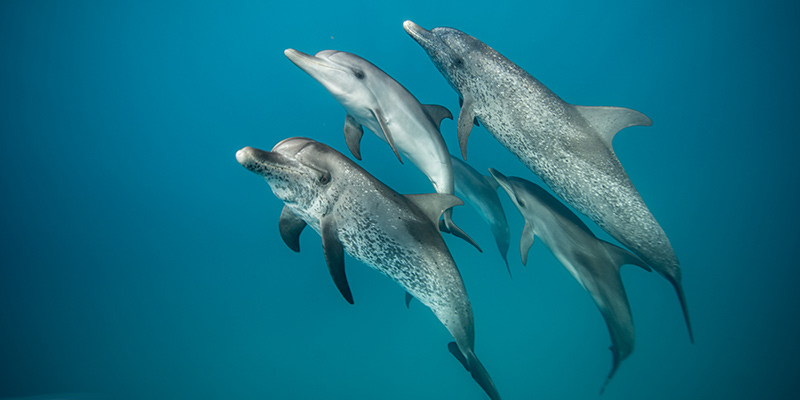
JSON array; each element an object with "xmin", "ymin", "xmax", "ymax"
[
  {"xmin": 352, "ymin": 69, "xmax": 365, "ymax": 80},
  {"xmin": 453, "ymin": 57, "xmax": 464, "ymax": 67},
  {"xmin": 319, "ymin": 172, "xmax": 331, "ymax": 185},
  {"xmin": 517, "ymin": 199, "xmax": 526, "ymax": 208}
]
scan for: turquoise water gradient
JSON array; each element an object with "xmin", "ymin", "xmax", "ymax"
[{"xmin": 2, "ymin": 1, "xmax": 798, "ymax": 399}]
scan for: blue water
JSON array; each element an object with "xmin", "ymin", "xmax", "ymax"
[{"xmin": 1, "ymin": 1, "xmax": 798, "ymax": 399}]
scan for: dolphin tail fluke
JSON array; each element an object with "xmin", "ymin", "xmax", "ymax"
[
  {"xmin": 667, "ymin": 273, "xmax": 694, "ymax": 343},
  {"xmin": 443, "ymin": 208, "xmax": 482, "ymax": 252},
  {"xmin": 448, "ymin": 342, "xmax": 501, "ymax": 400},
  {"xmin": 598, "ymin": 340, "xmax": 626, "ymax": 395},
  {"xmin": 447, "ymin": 341, "xmax": 470, "ymax": 371},
  {"xmin": 464, "ymin": 346, "xmax": 502, "ymax": 400},
  {"xmin": 599, "ymin": 355, "xmax": 619, "ymax": 395},
  {"xmin": 502, "ymin": 254, "xmax": 512, "ymax": 279}
]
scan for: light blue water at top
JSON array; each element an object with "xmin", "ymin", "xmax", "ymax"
[{"xmin": 1, "ymin": 1, "xmax": 798, "ymax": 399}]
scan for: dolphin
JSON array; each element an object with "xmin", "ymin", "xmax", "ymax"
[
  {"xmin": 404, "ymin": 21, "xmax": 692, "ymax": 342},
  {"xmin": 490, "ymin": 169, "xmax": 650, "ymax": 392},
  {"xmin": 284, "ymin": 48, "xmax": 481, "ymax": 252},
  {"xmin": 447, "ymin": 156, "xmax": 510, "ymax": 274},
  {"xmin": 236, "ymin": 138, "xmax": 501, "ymax": 400}
]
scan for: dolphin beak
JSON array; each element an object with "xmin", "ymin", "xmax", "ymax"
[
  {"xmin": 403, "ymin": 20, "xmax": 430, "ymax": 44},
  {"xmin": 236, "ymin": 146, "xmax": 291, "ymax": 174},
  {"xmin": 284, "ymin": 48, "xmax": 311, "ymax": 64},
  {"xmin": 488, "ymin": 168, "xmax": 514, "ymax": 197}
]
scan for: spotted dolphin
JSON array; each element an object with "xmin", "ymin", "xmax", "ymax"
[
  {"xmin": 284, "ymin": 48, "xmax": 481, "ymax": 252},
  {"xmin": 490, "ymin": 168, "xmax": 650, "ymax": 392},
  {"xmin": 236, "ymin": 138, "xmax": 501, "ymax": 400},
  {"xmin": 448, "ymin": 156, "xmax": 510, "ymax": 274},
  {"xmin": 403, "ymin": 21, "xmax": 692, "ymax": 341}
]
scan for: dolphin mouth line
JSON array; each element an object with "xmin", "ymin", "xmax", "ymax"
[
  {"xmin": 285, "ymin": 49, "xmax": 349, "ymax": 74},
  {"xmin": 488, "ymin": 169, "xmax": 512, "ymax": 194}
]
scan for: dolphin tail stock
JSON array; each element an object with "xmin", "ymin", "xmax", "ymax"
[
  {"xmin": 447, "ymin": 342, "xmax": 502, "ymax": 400},
  {"xmin": 442, "ymin": 208, "xmax": 483, "ymax": 252}
]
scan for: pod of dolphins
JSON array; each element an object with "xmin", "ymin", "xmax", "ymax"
[{"xmin": 236, "ymin": 21, "xmax": 691, "ymax": 399}]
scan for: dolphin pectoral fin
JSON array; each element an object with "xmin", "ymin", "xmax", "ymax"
[
  {"xmin": 520, "ymin": 222, "xmax": 535, "ymax": 266},
  {"xmin": 447, "ymin": 341, "xmax": 470, "ymax": 372},
  {"xmin": 404, "ymin": 193, "xmax": 464, "ymax": 226},
  {"xmin": 443, "ymin": 208, "xmax": 483, "ymax": 252},
  {"xmin": 371, "ymin": 108, "xmax": 403, "ymax": 164},
  {"xmin": 404, "ymin": 291, "xmax": 415, "ymax": 308},
  {"xmin": 422, "ymin": 104, "xmax": 453, "ymax": 131},
  {"xmin": 279, "ymin": 206, "xmax": 307, "ymax": 252},
  {"xmin": 321, "ymin": 217, "xmax": 354, "ymax": 304},
  {"xmin": 457, "ymin": 96, "xmax": 476, "ymax": 160},
  {"xmin": 574, "ymin": 105, "xmax": 653, "ymax": 147},
  {"xmin": 344, "ymin": 114, "xmax": 365, "ymax": 160}
]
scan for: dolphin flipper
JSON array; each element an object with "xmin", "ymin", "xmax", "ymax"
[
  {"xmin": 404, "ymin": 291, "xmax": 414, "ymax": 308},
  {"xmin": 279, "ymin": 205, "xmax": 307, "ymax": 252},
  {"xmin": 372, "ymin": 108, "xmax": 403, "ymax": 164},
  {"xmin": 344, "ymin": 114, "xmax": 365, "ymax": 160},
  {"xmin": 321, "ymin": 216, "xmax": 354, "ymax": 304},
  {"xmin": 457, "ymin": 95, "xmax": 476, "ymax": 160}
]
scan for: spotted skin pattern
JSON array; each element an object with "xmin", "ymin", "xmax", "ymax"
[
  {"xmin": 404, "ymin": 21, "xmax": 691, "ymax": 341},
  {"xmin": 236, "ymin": 138, "xmax": 499, "ymax": 399}
]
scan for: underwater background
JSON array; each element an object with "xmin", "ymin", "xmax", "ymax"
[{"xmin": 1, "ymin": 0, "xmax": 798, "ymax": 399}]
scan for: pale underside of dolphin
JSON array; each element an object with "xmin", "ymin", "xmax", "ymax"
[
  {"xmin": 236, "ymin": 138, "xmax": 501, "ymax": 400},
  {"xmin": 490, "ymin": 168, "xmax": 650, "ymax": 393},
  {"xmin": 283, "ymin": 48, "xmax": 482, "ymax": 253},
  {"xmin": 403, "ymin": 21, "xmax": 692, "ymax": 342}
]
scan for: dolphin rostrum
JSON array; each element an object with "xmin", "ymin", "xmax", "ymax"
[
  {"xmin": 236, "ymin": 138, "xmax": 501, "ymax": 400},
  {"xmin": 403, "ymin": 21, "xmax": 692, "ymax": 341},
  {"xmin": 490, "ymin": 168, "xmax": 651, "ymax": 392},
  {"xmin": 448, "ymin": 156, "xmax": 510, "ymax": 274},
  {"xmin": 284, "ymin": 48, "xmax": 481, "ymax": 252}
]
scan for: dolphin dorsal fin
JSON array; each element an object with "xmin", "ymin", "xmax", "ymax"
[
  {"xmin": 601, "ymin": 241, "xmax": 652, "ymax": 272},
  {"xmin": 422, "ymin": 104, "xmax": 453, "ymax": 131},
  {"xmin": 404, "ymin": 193, "xmax": 464, "ymax": 226},
  {"xmin": 574, "ymin": 105, "xmax": 653, "ymax": 147}
]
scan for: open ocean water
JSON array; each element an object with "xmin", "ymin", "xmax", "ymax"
[{"xmin": 1, "ymin": 1, "xmax": 798, "ymax": 399}]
